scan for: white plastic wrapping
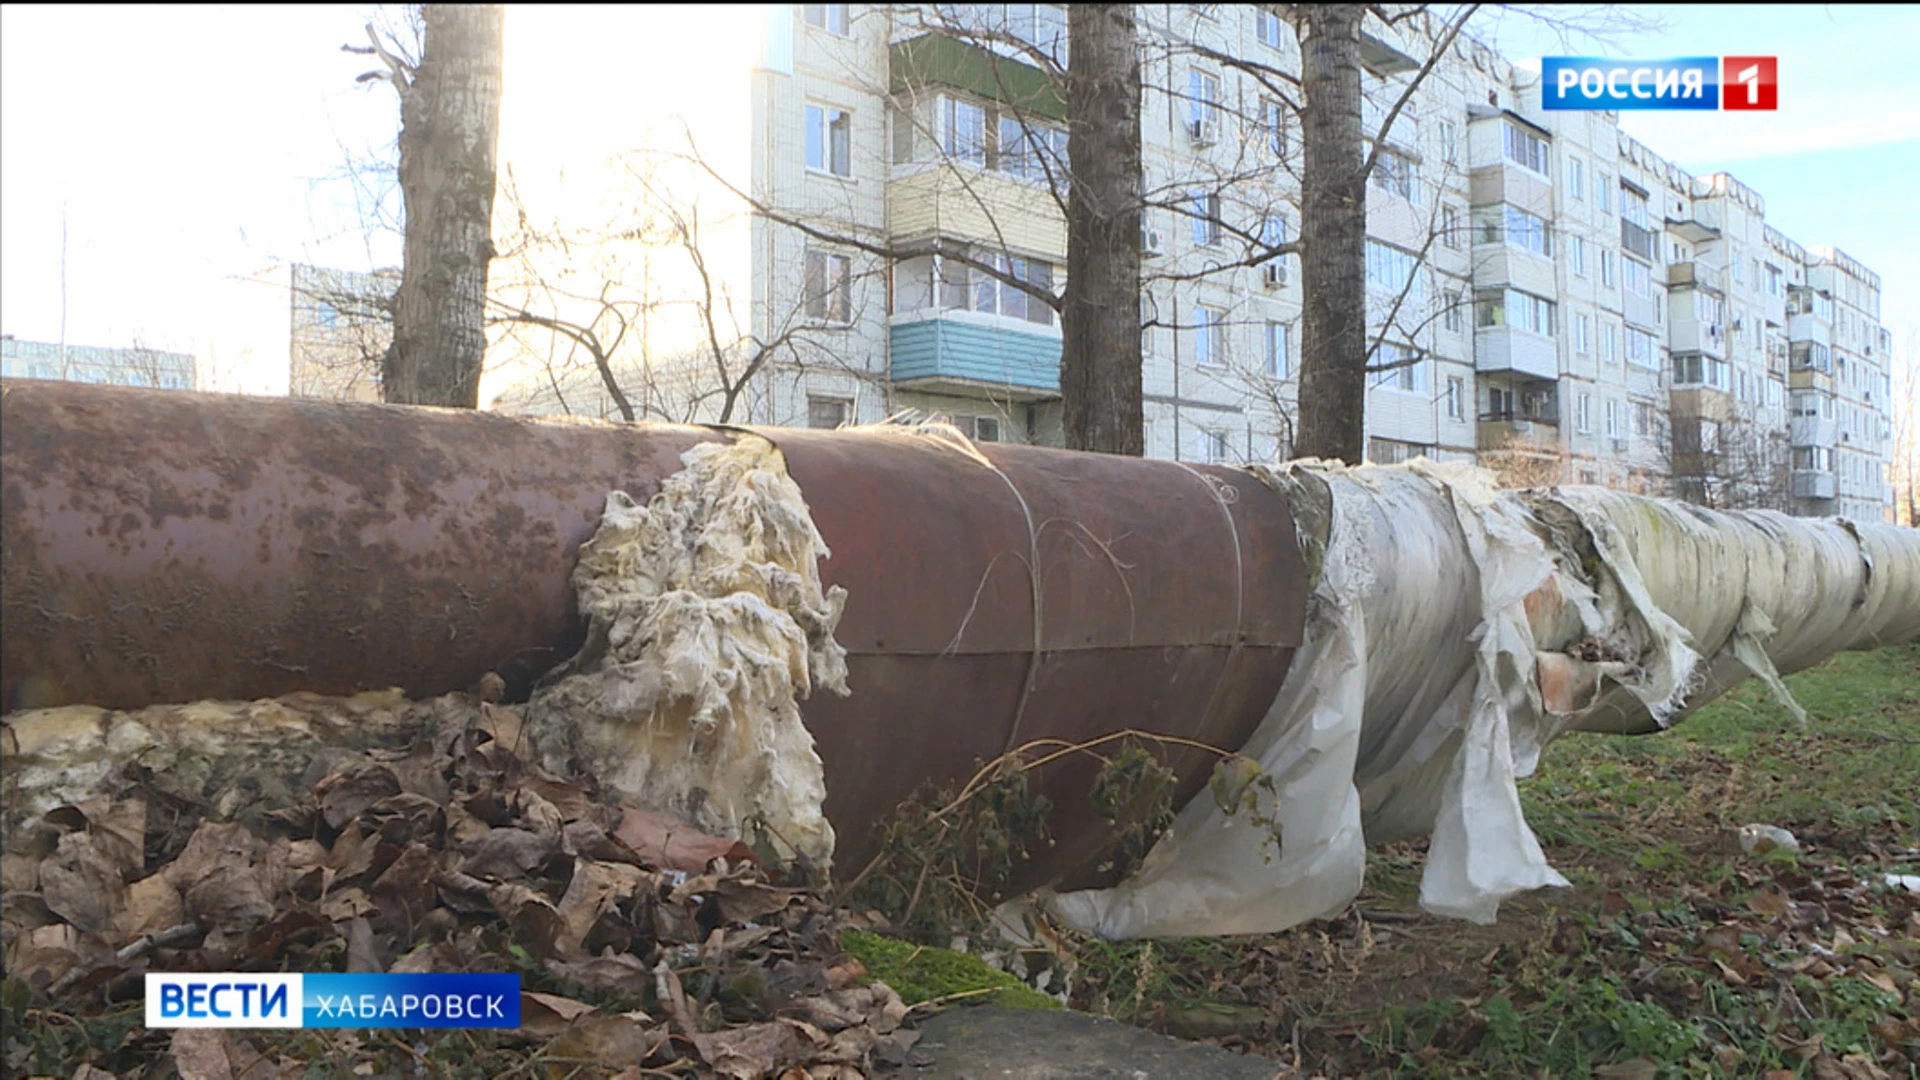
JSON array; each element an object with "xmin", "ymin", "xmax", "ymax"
[{"xmin": 1047, "ymin": 463, "xmax": 1920, "ymax": 940}]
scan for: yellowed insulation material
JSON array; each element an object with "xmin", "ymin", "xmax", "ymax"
[{"xmin": 526, "ymin": 433, "xmax": 850, "ymax": 867}]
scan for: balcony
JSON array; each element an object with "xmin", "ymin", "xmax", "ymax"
[
  {"xmin": 1790, "ymin": 416, "xmax": 1838, "ymax": 448},
  {"xmin": 1666, "ymin": 261, "xmax": 1724, "ymax": 295},
  {"xmin": 889, "ymin": 313, "xmax": 1060, "ymax": 399},
  {"xmin": 1473, "ymin": 326, "xmax": 1559, "ymax": 380},
  {"xmin": 1669, "ymin": 318, "xmax": 1726, "ymax": 358},
  {"xmin": 1620, "ymin": 219, "xmax": 1656, "ymax": 262},
  {"xmin": 1792, "ymin": 470, "xmax": 1837, "ymax": 500},
  {"xmin": 889, "ymin": 34, "xmax": 1065, "ymax": 121},
  {"xmin": 1788, "ymin": 312, "xmax": 1830, "ymax": 344}
]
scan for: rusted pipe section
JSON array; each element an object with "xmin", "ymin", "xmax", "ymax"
[{"xmin": 1, "ymin": 380, "xmax": 1308, "ymax": 891}]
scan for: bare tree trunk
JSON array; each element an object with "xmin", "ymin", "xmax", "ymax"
[
  {"xmin": 1061, "ymin": 4, "xmax": 1144, "ymax": 456},
  {"xmin": 1294, "ymin": 5, "xmax": 1368, "ymax": 465},
  {"xmin": 385, "ymin": 4, "xmax": 505, "ymax": 409}
]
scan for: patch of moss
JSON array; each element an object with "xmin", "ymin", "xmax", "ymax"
[{"xmin": 841, "ymin": 931, "xmax": 1060, "ymax": 1011}]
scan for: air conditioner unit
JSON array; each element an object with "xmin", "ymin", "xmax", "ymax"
[
  {"xmin": 1262, "ymin": 262, "xmax": 1288, "ymax": 289},
  {"xmin": 1188, "ymin": 118, "xmax": 1218, "ymax": 147},
  {"xmin": 1141, "ymin": 228, "xmax": 1165, "ymax": 258}
]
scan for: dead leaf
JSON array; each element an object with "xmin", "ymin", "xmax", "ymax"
[
  {"xmin": 41, "ymin": 831, "xmax": 128, "ymax": 934},
  {"xmin": 544, "ymin": 1015, "xmax": 665, "ymax": 1067},
  {"xmin": 458, "ymin": 827, "xmax": 558, "ymax": 881},
  {"xmin": 170, "ymin": 1028, "xmax": 236, "ymax": 1080},
  {"xmin": 555, "ymin": 859, "xmax": 656, "ymax": 957},
  {"xmin": 367, "ymin": 843, "xmax": 438, "ymax": 934},
  {"xmin": 519, "ymin": 990, "xmax": 598, "ymax": 1037},
  {"xmin": 546, "ymin": 951, "xmax": 656, "ymax": 998},
  {"xmin": 1750, "ymin": 887, "xmax": 1792, "ymax": 918},
  {"xmin": 705, "ymin": 877, "xmax": 804, "ymax": 925},
  {"xmin": 113, "ymin": 874, "xmax": 186, "ymax": 945},
  {"xmin": 71, "ymin": 1065, "xmax": 118, "ymax": 1080},
  {"xmin": 695, "ymin": 1020, "xmax": 809, "ymax": 1080},
  {"xmin": 1593, "ymin": 1058, "xmax": 1658, "ymax": 1080},
  {"xmin": 345, "ymin": 916, "xmax": 383, "ymax": 974},
  {"xmin": 320, "ymin": 888, "xmax": 376, "ymax": 924},
  {"xmin": 615, "ymin": 805, "xmax": 754, "ymax": 872},
  {"xmin": 314, "ymin": 764, "xmax": 402, "ymax": 830}
]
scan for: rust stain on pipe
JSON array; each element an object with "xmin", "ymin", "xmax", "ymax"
[{"xmin": 2, "ymin": 381, "xmax": 1308, "ymax": 892}]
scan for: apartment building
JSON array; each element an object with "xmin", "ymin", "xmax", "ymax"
[
  {"xmin": 0, "ymin": 335, "xmax": 195, "ymax": 389},
  {"xmin": 491, "ymin": 4, "xmax": 1893, "ymax": 520}
]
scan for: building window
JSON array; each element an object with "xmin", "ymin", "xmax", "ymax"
[
  {"xmin": 898, "ymin": 248, "xmax": 1058, "ymax": 326},
  {"xmin": 1487, "ymin": 205, "xmax": 1550, "ymax": 256},
  {"xmin": 1191, "ymin": 190, "xmax": 1221, "ymax": 246},
  {"xmin": 1196, "ymin": 428, "xmax": 1231, "ymax": 464},
  {"xmin": 1368, "ymin": 437, "xmax": 1430, "ymax": 464},
  {"xmin": 1257, "ymin": 8, "xmax": 1284, "ymax": 47},
  {"xmin": 1372, "ymin": 149, "xmax": 1418, "ymax": 202},
  {"xmin": 1194, "ymin": 305, "xmax": 1225, "ymax": 367},
  {"xmin": 808, "ymin": 395, "xmax": 851, "ymax": 429},
  {"xmin": 997, "ymin": 116, "xmax": 1068, "ymax": 182},
  {"xmin": 1188, "ymin": 70, "xmax": 1220, "ymax": 129},
  {"xmin": 804, "ymin": 249, "xmax": 853, "ymax": 324},
  {"xmin": 1443, "ymin": 291, "xmax": 1463, "ymax": 332},
  {"xmin": 1633, "ymin": 401, "xmax": 1654, "ymax": 437},
  {"xmin": 1596, "ymin": 174, "xmax": 1611, "ymax": 214},
  {"xmin": 1446, "ymin": 376, "xmax": 1464, "ymax": 420},
  {"xmin": 1365, "ymin": 239, "xmax": 1422, "ymax": 305},
  {"xmin": 1626, "ymin": 327, "xmax": 1658, "ymax": 369},
  {"xmin": 1476, "ymin": 288, "xmax": 1555, "ymax": 337},
  {"xmin": 1568, "ymin": 156, "xmax": 1584, "ymax": 201},
  {"xmin": 1260, "ymin": 214, "xmax": 1288, "ymax": 259},
  {"xmin": 1368, "ymin": 343, "xmax": 1428, "ymax": 393},
  {"xmin": 1605, "ymin": 398, "xmax": 1620, "ymax": 438},
  {"xmin": 1437, "ymin": 119, "xmax": 1458, "ymax": 166},
  {"xmin": 1260, "ymin": 98, "xmax": 1287, "ymax": 156},
  {"xmin": 803, "ymin": 3, "xmax": 848, "ymax": 35},
  {"xmin": 1600, "ymin": 249, "xmax": 1616, "ymax": 289},
  {"xmin": 806, "ymin": 104, "xmax": 852, "ymax": 176},
  {"xmin": 1442, "ymin": 205, "xmax": 1461, "ymax": 251},
  {"xmin": 1672, "ymin": 353, "xmax": 1730, "ymax": 390},
  {"xmin": 1576, "ymin": 392, "xmax": 1592, "ymax": 434},
  {"xmin": 1569, "ymin": 235, "xmax": 1587, "ymax": 277},
  {"xmin": 1621, "ymin": 185, "xmax": 1650, "ymax": 229},
  {"xmin": 1602, "ymin": 322, "xmax": 1619, "ymax": 365},
  {"xmin": 939, "ymin": 96, "xmax": 988, "ymax": 166},
  {"xmin": 1623, "ymin": 256, "xmax": 1650, "ymax": 297},
  {"xmin": 1265, "ymin": 321, "xmax": 1289, "ymax": 377},
  {"xmin": 1574, "ymin": 313, "xmax": 1591, "ymax": 354},
  {"xmin": 1502, "ymin": 121, "xmax": 1548, "ymax": 175}
]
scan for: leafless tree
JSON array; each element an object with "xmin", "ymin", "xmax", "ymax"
[
  {"xmin": 1890, "ymin": 326, "xmax": 1919, "ymax": 526},
  {"xmin": 349, "ymin": 4, "xmax": 505, "ymax": 408}
]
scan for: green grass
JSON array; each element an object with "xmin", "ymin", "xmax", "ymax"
[
  {"xmin": 1061, "ymin": 644, "xmax": 1920, "ymax": 1078},
  {"xmin": 841, "ymin": 930, "xmax": 1062, "ymax": 1011}
]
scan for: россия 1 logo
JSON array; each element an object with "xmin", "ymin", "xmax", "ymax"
[{"xmin": 1542, "ymin": 57, "xmax": 1778, "ymax": 111}]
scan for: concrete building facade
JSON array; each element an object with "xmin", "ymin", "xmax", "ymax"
[{"xmin": 0, "ymin": 335, "xmax": 195, "ymax": 390}]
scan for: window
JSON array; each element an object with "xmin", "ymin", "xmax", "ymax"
[
  {"xmin": 1672, "ymin": 353, "xmax": 1730, "ymax": 390},
  {"xmin": 1442, "ymin": 205, "xmax": 1461, "ymax": 250},
  {"xmin": 1372, "ymin": 149, "xmax": 1418, "ymax": 202},
  {"xmin": 803, "ymin": 3, "xmax": 848, "ymax": 34},
  {"xmin": 808, "ymin": 396, "xmax": 851, "ymax": 429},
  {"xmin": 1605, "ymin": 399, "xmax": 1620, "ymax": 438},
  {"xmin": 1602, "ymin": 322, "xmax": 1618, "ymax": 365},
  {"xmin": 998, "ymin": 116, "xmax": 1068, "ymax": 182},
  {"xmin": 1446, "ymin": 376, "xmax": 1464, "ymax": 420},
  {"xmin": 1503, "ymin": 206, "xmax": 1550, "ymax": 256},
  {"xmin": 1265, "ymin": 321, "xmax": 1289, "ymax": 377},
  {"xmin": 1621, "ymin": 186, "xmax": 1649, "ymax": 229},
  {"xmin": 1194, "ymin": 305, "xmax": 1225, "ymax": 367},
  {"xmin": 1443, "ymin": 291, "xmax": 1463, "ymax": 332},
  {"xmin": 1623, "ymin": 257, "xmax": 1650, "ymax": 297},
  {"xmin": 1365, "ymin": 240, "xmax": 1421, "ymax": 305},
  {"xmin": 804, "ymin": 249, "xmax": 853, "ymax": 323},
  {"xmin": 1569, "ymin": 235, "xmax": 1587, "ymax": 277},
  {"xmin": 1596, "ymin": 175, "xmax": 1612, "ymax": 214},
  {"xmin": 1634, "ymin": 401, "xmax": 1654, "ymax": 437},
  {"xmin": 1196, "ymin": 428, "xmax": 1231, "ymax": 464},
  {"xmin": 1502, "ymin": 121, "xmax": 1548, "ymax": 175},
  {"xmin": 806, "ymin": 104, "xmax": 852, "ymax": 176},
  {"xmin": 1626, "ymin": 327, "xmax": 1657, "ymax": 369},
  {"xmin": 1600, "ymin": 249, "xmax": 1616, "ymax": 288},
  {"xmin": 939, "ymin": 96, "xmax": 988, "ymax": 166},
  {"xmin": 1437, "ymin": 119, "xmax": 1458, "ymax": 166},
  {"xmin": 906, "ymin": 248, "xmax": 1057, "ymax": 326},
  {"xmin": 1765, "ymin": 264, "xmax": 1783, "ymax": 298},
  {"xmin": 1257, "ymin": 8, "xmax": 1284, "ymax": 47},
  {"xmin": 1575, "ymin": 313, "xmax": 1591, "ymax": 354},
  {"xmin": 1368, "ymin": 343, "xmax": 1428, "ymax": 393},
  {"xmin": 1576, "ymin": 392, "xmax": 1592, "ymax": 433},
  {"xmin": 1188, "ymin": 70, "xmax": 1220, "ymax": 129},
  {"xmin": 1191, "ymin": 190, "xmax": 1220, "ymax": 246},
  {"xmin": 1568, "ymin": 156, "xmax": 1584, "ymax": 201},
  {"xmin": 1260, "ymin": 98, "xmax": 1287, "ymax": 156},
  {"xmin": 1476, "ymin": 289, "xmax": 1555, "ymax": 337},
  {"xmin": 1368, "ymin": 437, "xmax": 1430, "ymax": 464}
]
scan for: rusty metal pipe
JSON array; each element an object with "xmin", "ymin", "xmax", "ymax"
[{"xmin": 2, "ymin": 379, "xmax": 1308, "ymax": 890}]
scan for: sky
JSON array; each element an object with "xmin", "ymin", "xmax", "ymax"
[{"xmin": 1, "ymin": 4, "xmax": 1915, "ymax": 384}]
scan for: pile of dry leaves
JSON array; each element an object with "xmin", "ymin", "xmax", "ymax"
[{"xmin": 1, "ymin": 690, "xmax": 921, "ymax": 1080}]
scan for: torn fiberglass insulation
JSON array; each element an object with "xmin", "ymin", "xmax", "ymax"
[
  {"xmin": 1042, "ymin": 460, "xmax": 1920, "ymax": 940},
  {"xmin": 524, "ymin": 433, "xmax": 850, "ymax": 869}
]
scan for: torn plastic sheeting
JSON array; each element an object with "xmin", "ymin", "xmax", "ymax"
[
  {"xmin": 525, "ymin": 433, "xmax": 850, "ymax": 868},
  {"xmin": 1046, "ymin": 463, "xmax": 1920, "ymax": 940}
]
